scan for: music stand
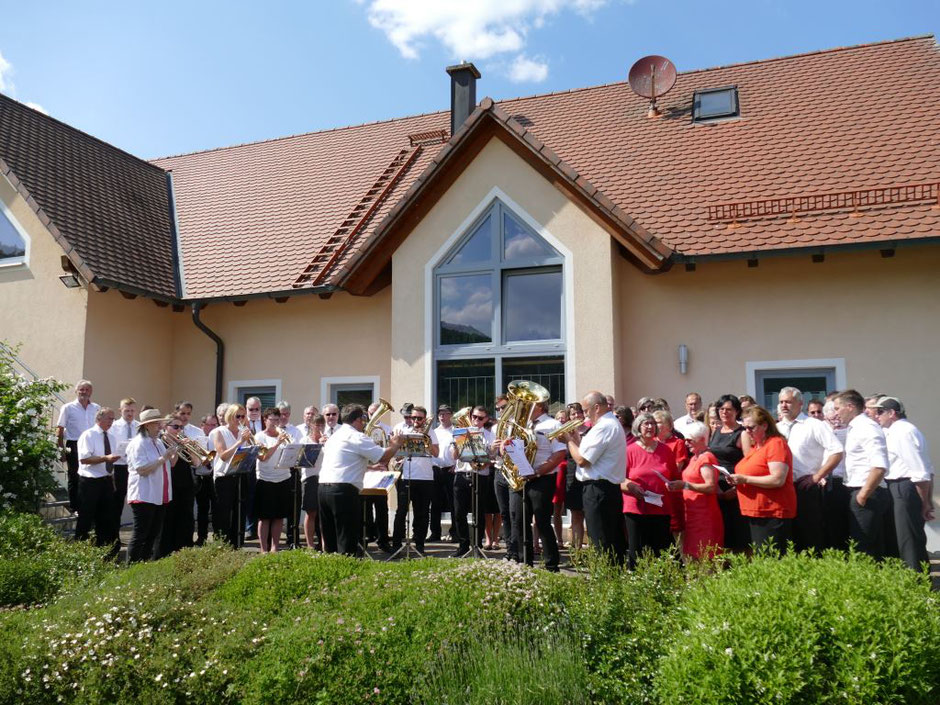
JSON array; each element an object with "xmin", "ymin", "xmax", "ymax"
[
  {"xmin": 277, "ymin": 444, "xmax": 321, "ymax": 549},
  {"xmin": 386, "ymin": 444, "xmax": 429, "ymax": 561},
  {"xmin": 228, "ymin": 446, "xmax": 260, "ymax": 550},
  {"xmin": 455, "ymin": 431, "xmax": 492, "ymax": 559},
  {"xmin": 360, "ymin": 470, "xmax": 398, "ymax": 559}
]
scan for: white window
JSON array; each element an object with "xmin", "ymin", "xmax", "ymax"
[
  {"xmin": 434, "ymin": 199, "xmax": 566, "ymax": 411},
  {"xmin": 746, "ymin": 358, "xmax": 846, "ymax": 410},
  {"xmin": 0, "ymin": 201, "xmax": 29, "ymax": 267}
]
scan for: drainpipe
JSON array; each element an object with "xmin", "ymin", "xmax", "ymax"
[{"xmin": 191, "ymin": 302, "xmax": 224, "ymax": 407}]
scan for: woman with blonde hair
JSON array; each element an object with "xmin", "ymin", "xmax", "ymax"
[{"xmin": 211, "ymin": 403, "xmax": 253, "ymax": 547}]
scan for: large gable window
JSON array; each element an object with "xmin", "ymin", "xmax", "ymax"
[
  {"xmin": 434, "ymin": 200, "xmax": 566, "ymax": 411},
  {"xmin": 0, "ymin": 202, "xmax": 28, "ymax": 266}
]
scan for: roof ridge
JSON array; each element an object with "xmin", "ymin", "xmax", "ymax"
[
  {"xmin": 0, "ymin": 91, "xmax": 168, "ymax": 176},
  {"xmin": 152, "ymin": 107, "xmax": 450, "ymax": 162}
]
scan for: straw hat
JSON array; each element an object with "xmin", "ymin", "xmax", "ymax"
[{"xmin": 138, "ymin": 408, "xmax": 166, "ymax": 426}]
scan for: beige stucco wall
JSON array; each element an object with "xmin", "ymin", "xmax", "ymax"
[
  {"xmin": 168, "ymin": 289, "xmax": 393, "ymax": 419},
  {"xmin": 82, "ymin": 290, "xmax": 176, "ymax": 413},
  {"xmin": 0, "ymin": 174, "xmax": 88, "ymax": 389},
  {"xmin": 616, "ymin": 245, "xmax": 940, "ymax": 541},
  {"xmin": 390, "ymin": 136, "xmax": 619, "ymax": 409}
]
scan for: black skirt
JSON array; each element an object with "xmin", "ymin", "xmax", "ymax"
[
  {"xmin": 302, "ymin": 476, "xmax": 320, "ymax": 512},
  {"xmin": 254, "ymin": 478, "xmax": 291, "ymax": 520}
]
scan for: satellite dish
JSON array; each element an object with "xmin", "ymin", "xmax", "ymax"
[{"xmin": 628, "ymin": 55, "xmax": 677, "ymax": 117}]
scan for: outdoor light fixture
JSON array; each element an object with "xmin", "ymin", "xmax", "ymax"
[
  {"xmin": 59, "ymin": 274, "xmax": 81, "ymax": 288},
  {"xmin": 678, "ymin": 344, "xmax": 689, "ymax": 375}
]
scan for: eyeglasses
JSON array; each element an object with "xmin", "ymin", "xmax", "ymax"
[
  {"xmin": 167, "ymin": 424, "xmax": 182, "ymax": 429},
  {"xmin": 495, "ymin": 406, "xmax": 507, "ymax": 412},
  {"xmin": 235, "ymin": 414, "xmax": 246, "ymax": 419},
  {"xmin": 324, "ymin": 412, "xmax": 338, "ymax": 416},
  {"xmin": 412, "ymin": 417, "xmax": 426, "ymax": 422},
  {"xmin": 742, "ymin": 425, "xmax": 758, "ymax": 432},
  {"xmin": 471, "ymin": 415, "xmax": 487, "ymax": 421}
]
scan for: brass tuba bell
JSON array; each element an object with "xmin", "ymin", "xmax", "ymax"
[
  {"xmin": 364, "ymin": 398, "xmax": 393, "ymax": 447},
  {"xmin": 494, "ymin": 380, "xmax": 550, "ymax": 491}
]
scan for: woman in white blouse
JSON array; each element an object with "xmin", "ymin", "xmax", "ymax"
[
  {"xmin": 125, "ymin": 409, "xmax": 177, "ymax": 563},
  {"xmin": 210, "ymin": 404, "xmax": 253, "ymax": 546},
  {"xmin": 254, "ymin": 407, "xmax": 292, "ymax": 553}
]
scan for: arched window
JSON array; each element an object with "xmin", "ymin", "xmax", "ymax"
[
  {"xmin": 434, "ymin": 200, "xmax": 566, "ymax": 411},
  {"xmin": 0, "ymin": 201, "xmax": 28, "ymax": 267}
]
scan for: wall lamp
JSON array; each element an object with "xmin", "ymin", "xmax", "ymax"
[
  {"xmin": 59, "ymin": 273, "xmax": 81, "ymax": 288},
  {"xmin": 678, "ymin": 344, "xmax": 689, "ymax": 375}
]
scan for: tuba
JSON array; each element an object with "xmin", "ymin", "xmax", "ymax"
[
  {"xmin": 495, "ymin": 380, "xmax": 550, "ymax": 491},
  {"xmin": 365, "ymin": 398, "xmax": 393, "ymax": 447}
]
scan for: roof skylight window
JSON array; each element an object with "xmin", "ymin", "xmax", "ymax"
[{"xmin": 693, "ymin": 86, "xmax": 739, "ymax": 122}]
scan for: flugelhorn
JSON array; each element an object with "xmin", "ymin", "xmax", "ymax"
[{"xmin": 547, "ymin": 418, "xmax": 584, "ymax": 442}]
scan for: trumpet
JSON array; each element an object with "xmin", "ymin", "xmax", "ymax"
[
  {"xmin": 238, "ymin": 425, "xmax": 261, "ymax": 447},
  {"xmin": 161, "ymin": 431, "xmax": 217, "ymax": 467},
  {"xmin": 547, "ymin": 418, "xmax": 584, "ymax": 442}
]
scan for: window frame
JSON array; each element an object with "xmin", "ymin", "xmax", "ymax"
[
  {"xmin": 0, "ymin": 199, "xmax": 30, "ymax": 268},
  {"xmin": 319, "ymin": 375, "xmax": 380, "ymax": 409},
  {"xmin": 227, "ymin": 379, "xmax": 282, "ymax": 410},
  {"xmin": 692, "ymin": 85, "xmax": 740, "ymax": 122}
]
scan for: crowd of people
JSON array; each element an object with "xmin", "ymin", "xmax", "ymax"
[{"xmin": 57, "ymin": 381, "xmax": 934, "ymax": 571}]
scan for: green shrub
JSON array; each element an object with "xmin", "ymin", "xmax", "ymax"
[
  {"xmin": 0, "ymin": 512, "xmax": 109, "ymax": 607},
  {"xmin": 655, "ymin": 549, "xmax": 940, "ymax": 705}
]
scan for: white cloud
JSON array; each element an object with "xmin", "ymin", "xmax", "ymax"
[
  {"xmin": 508, "ymin": 54, "xmax": 549, "ymax": 83},
  {"xmin": 25, "ymin": 102, "xmax": 47, "ymax": 115},
  {"xmin": 0, "ymin": 50, "xmax": 12, "ymax": 93},
  {"xmin": 364, "ymin": 0, "xmax": 609, "ymax": 82}
]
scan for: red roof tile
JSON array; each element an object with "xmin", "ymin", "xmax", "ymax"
[{"xmin": 154, "ymin": 35, "xmax": 940, "ymax": 299}]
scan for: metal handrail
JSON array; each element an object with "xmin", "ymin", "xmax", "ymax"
[{"xmin": 0, "ymin": 341, "xmax": 68, "ymax": 404}]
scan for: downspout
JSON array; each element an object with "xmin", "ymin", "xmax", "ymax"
[{"xmin": 191, "ymin": 302, "xmax": 224, "ymax": 407}]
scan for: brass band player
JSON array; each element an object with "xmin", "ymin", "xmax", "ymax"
[
  {"xmin": 300, "ymin": 414, "xmax": 326, "ymax": 550},
  {"xmin": 156, "ymin": 413, "xmax": 197, "ymax": 557},
  {"xmin": 365, "ymin": 401, "xmax": 394, "ymax": 552},
  {"xmin": 450, "ymin": 406, "xmax": 495, "ymax": 557},
  {"xmin": 391, "ymin": 406, "xmax": 438, "ymax": 556},
  {"xmin": 210, "ymin": 404, "xmax": 253, "ymax": 547},
  {"xmin": 508, "ymin": 399, "xmax": 566, "ymax": 571}
]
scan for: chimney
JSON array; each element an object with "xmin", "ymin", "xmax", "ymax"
[{"xmin": 445, "ymin": 62, "xmax": 481, "ymax": 136}]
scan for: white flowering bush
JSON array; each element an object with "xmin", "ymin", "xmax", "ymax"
[{"xmin": 0, "ymin": 344, "xmax": 66, "ymax": 513}]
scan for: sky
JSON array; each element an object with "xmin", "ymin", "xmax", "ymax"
[{"xmin": 0, "ymin": 1, "xmax": 935, "ymax": 159}]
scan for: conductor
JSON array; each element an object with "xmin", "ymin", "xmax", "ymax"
[{"xmin": 318, "ymin": 404, "xmax": 403, "ymax": 556}]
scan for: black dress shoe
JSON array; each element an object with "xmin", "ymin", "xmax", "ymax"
[
  {"xmin": 426, "ymin": 534, "xmax": 442, "ymax": 542},
  {"xmin": 451, "ymin": 546, "xmax": 469, "ymax": 558},
  {"xmin": 378, "ymin": 542, "xmax": 393, "ymax": 554}
]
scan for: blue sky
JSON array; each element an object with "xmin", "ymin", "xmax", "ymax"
[{"xmin": 0, "ymin": 1, "xmax": 935, "ymax": 159}]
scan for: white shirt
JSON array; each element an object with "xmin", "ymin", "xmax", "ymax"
[
  {"xmin": 210, "ymin": 427, "xmax": 239, "ymax": 479},
  {"xmin": 77, "ymin": 425, "xmax": 118, "ymax": 478},
  {"xmin": 319, "ymin": 423, "xmax": 385, "ymax": 489},
  {"xmin": 777, "ymin": 413, "xmax": 844, "ymax": 480},
  {"xmin": 673, "ymin": 414, "xmax": 697, "ymax": 438},
  {"xmin": 433, "ymin": 425, "xmax": 455, "ymax": 467},
  {"xmin": 126, "ymin": 434, "xmax": 172, "ymax": 504},
  {"xmin": 843, "ymin": 414, "xmax": 889, "ymax": 489},
  {"xmin": 455, "ymin": 427, "xmax": 494, "ymax": 476},
  {"xmin": 299, "ymin": 432, "xmax": 324, "ymax": 480},
  {"xmin": 255, "ymin": 431, "xmax": 291, "ymax": 483},
  {"xmin": 57, "ymin": 400, "xmax": 100, "ymax": 441},
  {"xmin": 575, "ymin": 412, "xmax": 627, "ymax": 484},
  {"xmin": 397, "ymin": 425, "xmax": 436, "ymax": 481},
  {"xmin": 110, "ymin": 418, "xmax": 139, "ymax": 464},
  {"xmin": 884, "ymin": 419, "xmax": 934, "ymax": 482},
  {"xmin": 282, "ymin": 423, "xmax": 303, "ymax": 443},
  {"xmin": 531, "ymin": 414, "xmax": 566, "ymax": 473},
  {"xmin": 830, "ymin": 426, "xmax": 847, "ymax": 479},
  {"xmin": 182, "ymin": 423, "xmax": 204, "ymax": 439},
  {"xmin": 245, "ymin": 417, "xmax": 264, "ymax": 435}
]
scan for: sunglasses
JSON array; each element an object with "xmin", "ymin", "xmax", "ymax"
[
  {"xmin": 324, "ymin": 412, "xmax": 338, "ymax": 416},
  {"xmin": 742, "ymin": 425, "xmax": 758, "ymax": 432},
  {"xmin": 167, "ymin": 424, "xmax": 182, "ymax": 430},
  {"xmin": 235, "ymin": 414, "xmax": 246, "ymax": 419},
  {"xmin": 412, "ymin": 417, "xmax": 426, "ymax": 422},
  {"xmin": 471, "ymin": 415, "xmax": 487, "ymax": 421}
]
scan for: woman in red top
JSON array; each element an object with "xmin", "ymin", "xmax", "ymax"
[
  {"xmin": 729, "ymin": 406, "xmax": 797, "ymax": 552},
  {"xmin": 654, "ymin": 410, "xmax": 690, "ymax": 536},
  {"xmin": 666, "ymin": 421, "xmax": 723, "ymax": 560},
  {"xmin": 622, "ymin": 413, "xmax": 679, "ymax": 569}
]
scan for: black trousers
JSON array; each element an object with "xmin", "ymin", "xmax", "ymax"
[
  {"xmin": 453, "ymin": 472, "xmax": 485, "ymax": 551},
  {"xmin": 318, "ymin": 483, "xmax": 361, "ymax": 556},
  {"xmin": 156, "ymin": 461, "xmax": 195, "ymax": 558},
  {"xmin": 623, "ymin": 513, "xmax": 672, "ymax": 569},
  {"xmin": 848, "ymin": 486, "xmax": 890, "ymax": 559},
  {"xmin": 823, "ymin": 477, "xmax": 851, "ymax": 550},
  {"xmin": 365, "ymin": 495, "xmax": 390, "ymax": 545},
  {"xmin": 65, "ymin": 440, "xmax": 80, "ymax": 511},
  {"xmin": 111, "ymin": 465, "xmax": 129, "ymax": 542},
  {"xmin": 213, "ymin": 474, "xmax": 248, "ymax": 547},
  {"xmin": 127, "ymin": 502, "xmax": 165, "ymax": 563},
  {"xmin": 285, "ymin": 469, "xmax": 302, "ymax": 546},
  {"xmin": 510, "ymin": 474, "xmax": 559, "ymax": 570},
  {"xmin": 392, "ymin": 479, "xmax": 434, "ymax": 550},
  {"xmin": 887, "ymin": 479, "xmax": 929, "ymax": 571},
  {"xmin": 194, "ymin": 474, "xmax": 214, "ymax": 545},
  {"xmin": 494, "ymin": 472, "xmax": 515, "ymax": 557},
  {"xmin": 747, "ymin": 516, "xmax": 792, "ymax": 553},
  {"xmin": 583, "ymin": 480, "xmax": 627, "ymax": 565},
  {"xmin": 75, "ymin": 475, "xmax": 115, "ymax": 546},
  {"xmin": 793, "ymin": 482, "xmax": 825, "ymax": 553}
]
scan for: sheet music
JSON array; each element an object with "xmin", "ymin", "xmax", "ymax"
[
  {"xmin": 191, "ymin": 435, "xmax": 209, "ymax": 451},
  {"xmin": 116, "ymin": 440, "xmax": 131, "ymax": 456},
  {"xmin": 275, "ymin": 443, "xmax": 305, "ymax": 469},
  {"xmin": 641, "ymin": 490, "xmax": 664, "ymax": 507},
  {"xmin": 504, "ymin": 440, "xmax": 535, "ymax": 478}
]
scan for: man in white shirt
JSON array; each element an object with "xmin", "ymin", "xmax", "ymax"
[
  {"xmin": 322, "ymin": 403, "xmax": 341, "ymax": 437},
  {"xmin": 821, "ymin": 400, "xmax": 851, "ymax": 550},
  {"xmin": 318, "ymin": 404, "xmax": 401, "ymax": 556},
  {"xmin": 451, "ymin": 405, "xmax": 494, "ymax": 557},
  {"xmin": 299, "ymin": 405, "xmax": 319, "ymax": 439},
  {"xmin": 429, "ymin": 404, "xmax": 456, "ymax": 543},
  {"xmin": 875, "ymin": 396, "xmax": 934, "ymax": 570},
  {"xmin": 777, "ymin": 386, "xmax": 844, "ymax": 553},
  {"xmin": 832, "ymin": 390, "xmax": 891, "ymax": 558},
  {"xmin": 109, "ymin": 398, "xmax": 139, "ymax": 546},
  {"xmin": 76, "ymin": 407, "xmax": 120, "ymax": 547},
  {"xmin": 56, "ymin": 379, "xmax": 100, "ymax": 512},
  {"xmin": 565, "ymin": 390, "xmax": 628, "ymax": 564},
  {"xmin": 673, "ymin": 392, "xmax": 702, "ymax": 438},
  {"xmin": 276, "ymin": 401, "xmax": 304, "ymax": 548},
  {"xmin": 508, "ymin": 400, "xmax": 566, "ymax": 571},
  {"xmin": 391, "ymin": 406, "xmax": 439, "ymax": 556}
]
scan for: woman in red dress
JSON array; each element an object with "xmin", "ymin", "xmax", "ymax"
[
  {"xmin": 728, "ymin": 406, "xmax": 796, "ymax": 552},
  {"xmin": 666, "ymin": 421, "xmax": 723, "ymax": 560},
  {"xmin": 654, "ymin": 410, "xmax": 690, "ymax": 537}
]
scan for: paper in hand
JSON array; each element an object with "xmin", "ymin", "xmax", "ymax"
[
  {"xmin": 641, "ymin": 490, "xmax": 664, "ymax": 507},
  {"xmin": 504, "ymin": 440, "xmax": 536, "ymax": 477}
]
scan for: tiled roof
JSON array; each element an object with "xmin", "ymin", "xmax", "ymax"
[
  {"xmin": 0, "ymin": 94, "xmax": 177, "ymax": 298},
  {"xmin": 156, "ymin": 35, "xmax": 940, "ymax": 299}
]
